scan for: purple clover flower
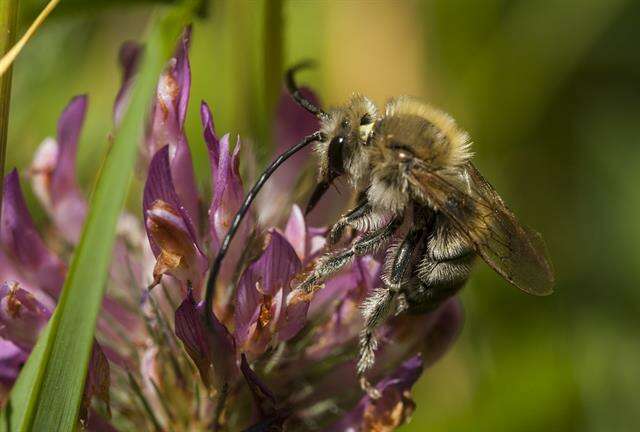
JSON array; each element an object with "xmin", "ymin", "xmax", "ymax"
[{"xmin": 0, "ymin": 29, "xmax": 463, "ymax": 431}]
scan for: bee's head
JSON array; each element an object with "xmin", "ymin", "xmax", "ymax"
[
  {"xmin": 303, "ymin": 96, "xmax": 377, "ymax": 214},
  {"xmin": 316, "ymin": 95, "xmax": 377, "ymax": 184},
  {"xmin": 284, "ymin": 63, "xmax": 378, "ymax": 213}
]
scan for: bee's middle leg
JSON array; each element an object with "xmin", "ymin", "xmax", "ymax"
[{"xmin": 295, "ymin": 216, "xmax": 401, "ymax": 294}]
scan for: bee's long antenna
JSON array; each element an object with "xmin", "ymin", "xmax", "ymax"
[
  {"xmin": 285, "ymin": 61, "xmax": 327, "ymax": 119},
  {"xmin": 204, "ymin": 131, "xmax": 326, "ymax": 324}
]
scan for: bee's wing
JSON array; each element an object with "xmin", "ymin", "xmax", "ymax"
[{"xmin": 412, "ymin": 163, "xmax": 554, "ymax": 295}]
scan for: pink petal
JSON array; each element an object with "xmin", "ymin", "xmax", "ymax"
[
  {"xmin": 143, "ymin": 147, "xmax": 198, "ymax": 253},
  {"xmin": 309, "ymin": 256, "xmax": 381, "ymax": 318},
  {"xmin": 304, "ymin": 257, "xmax": 381, "ymax": 360},
  {"xmin": 276, "ymin": 296, "xmax": 309, "ymax": 342},
  {"xmin": 200, "ymin": 100, "xmax": 220, "ymax": 182},
  {"xmin": 1, "ymin": 170, "xmax": 66, "ymax": 297},
  {"xmin": 113, "ymin": 41, "xmax": 142, "ymax": 126},
  {"xmin": 233, "ymin": 278, "xmax": 262, "ymax": 350},
  {"xmin": 252, "ymin": 231, "xmax": 301, "ymax": 297},
  {"xmin": 325, "ymin": 355, "xmax": 424, "ymax": 432},
  {"xmin": 84, "ymin": 411, "xmax": 118, "ymax": 432},
  {"xmin": 30, "ymin": 96, "xmax": 89, "ymax": 243},
  {"xmin": 0, "ymin": 282, "xmax": 51, "ymax": 351},
  {"xmin": 283, "ymin": 205, "xmax": 327, "ymax": 264},
  {"xmin": 81, "ymin": 343, "xmax": 111, "ymax": 422},
  {"xmin": 284, "ymin": 205, "xmax": 307, "ymax": 262},
  {"xmin": 173, "ymin": 26, "xmax": 191, "ymax": 128},
  {"xmin": 0, "ymin": 340, "xmax": 27, "ymax": 390},
  {"xmin": 147, "ymin": 27, "xmax": 191, "ymax": 154},
  {"xmin": 174, "ymin": 290, "xmax": 237, "ymax": 389},
  {"xmin": 209, "ymin": 134, "xmax": 245, "ymax": 250},
  {"xmin": 143, "ymin": 147, "xmax": 207, "ymax": 289},
  {"xmin": 304, "ymin": 297, "xmax": 361, "ymax": 361},
  {"xmin": 235, "ymin": 231, "xmax": 304, "ymax": 352},
  {"xmin": 51, "ymin": 95, "xmax": 86, "ymax": 199},
  {"xmin": 208, "ymin": 133, "xmax": 248, "ymax": 287},
  {"xmin": 240, "ymin": 353, "xmax": 285, "ymax": 429},
  {"xmin": 146, "ymin": 27, "xmax": 200, "ymax": 229}
]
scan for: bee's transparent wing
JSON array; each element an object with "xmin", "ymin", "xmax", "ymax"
[{"xmin": 413, "ymin": 163, "xmax": 554, "ymax": 295}]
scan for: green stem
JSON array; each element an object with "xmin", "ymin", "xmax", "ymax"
[
  {"xmin": 262, "ymin": 0, "xmax": 283, "ymax": 141},
  {"xmin": 0, "ymin": 0, "xmax": 19, "ymax": 214},
  {"xmin": 127, "ymin": 372, "xmax": 164, "ymax": 432},
  {"xmin": 212, "ymin": 382, "xmax": 229, "ymax": 432},
  {"xmin": 234, "ymin": 0, "xmax": 284, "ymax": 162}
]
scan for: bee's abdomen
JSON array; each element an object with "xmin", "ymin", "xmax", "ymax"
[
  {"xmin": 405, "ymin": 214, "xmax": 475, "ymax": 313},
  {"xmin": 417, "ymin": 252, "xmax": 474, "ymax": 287}
]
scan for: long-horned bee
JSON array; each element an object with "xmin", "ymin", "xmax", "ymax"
[
  {"xmin": 286, "ymin": 63, "xmax": 555, "ymax": 392},
  {"xmin": 204, "ymin": 62, "xmax": 554, "ymax": 396}
]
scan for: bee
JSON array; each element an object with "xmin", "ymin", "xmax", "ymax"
[
  {"xmin": 204, "ymin": 62, "xmax": 554, "ymax": 397},
  {"xmin": 285, "ymin": 62, "xmax": 555, "ymax": 394}
]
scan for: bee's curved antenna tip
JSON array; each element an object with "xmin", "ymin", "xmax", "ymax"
[{"xmin": 285, "ymin": 60, "xmax": 327, "ymax": 119}]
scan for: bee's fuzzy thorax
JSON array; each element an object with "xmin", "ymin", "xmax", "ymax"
[{"xmin": 385, "ymin": 96, "xmax": 473, "ymax": 169}]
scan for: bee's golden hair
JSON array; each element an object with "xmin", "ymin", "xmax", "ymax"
[{"xmin": 384, "ymin": 96, "xmax": 473, "ymax": 169}]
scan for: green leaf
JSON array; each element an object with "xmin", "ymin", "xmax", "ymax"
[{"xmin": 0, "ymin": 3, "xmax": 199, "ymax": 431}]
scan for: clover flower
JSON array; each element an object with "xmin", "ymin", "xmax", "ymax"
[{"xmin": 0, "ymin": 29, "xmax": 463, "ymax": 431}]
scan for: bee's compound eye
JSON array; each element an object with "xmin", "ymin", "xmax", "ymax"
[
  {"xmin": 327, "ymin": 135, "xmax": 346, "ymax": 175},
  {"xmin": 360, "ymin": 113, "xmax": 373, "ymax": 125}
]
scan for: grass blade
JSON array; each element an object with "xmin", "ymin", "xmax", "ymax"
[
  {"xmin": 0, "ymin": 2, "xmax": 199, "ymax": 431},
  {"xmin": 0, "ymin": 0, "xmax": 60, "ymax": 76},
  {"xmin": 0, "ymin": 0, "xmax": 19, "ymax": 216}
]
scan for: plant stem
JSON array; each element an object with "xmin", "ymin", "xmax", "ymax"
[
  {"xmin": 0, "ymin": 0, "xmax": 19, "ymax": 214},
  {"xmin": 212, "ymin": 382, "xmax": 229, "ymax": 432},
  {"xmin": 262, "ymin": 0, "xmax": 283, "ymax": 139}
]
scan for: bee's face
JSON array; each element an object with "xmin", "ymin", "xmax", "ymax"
[{"xmin": 316, "ymin": 95, "xmax": 378, "ymax": 187}]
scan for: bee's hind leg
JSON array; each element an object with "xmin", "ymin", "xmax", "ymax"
[
  {"xmin": 294, "ymin": 217, "xmax": 402, "ymax": 295},
  {"xmin": 357, "ymin": 227, "xmax": 426, "ymax": 396}
]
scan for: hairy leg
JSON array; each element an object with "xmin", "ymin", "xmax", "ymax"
[
  {"xmin": 328, "ymin": 200, "xmax": 373, "ymax": 245},
  {"xmin": 328, "ymin": 198, "xmax": 395, "ymax": 247},
  {"xmin": 357, "ymin": 227, "xmax": 426, "ymax": 395},
  {"xmin": 295, "ymin": 216, "xmax": 401, "ymax": 294}
]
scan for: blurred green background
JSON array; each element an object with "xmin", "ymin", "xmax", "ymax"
[{"xmin": 5, "ymin": 0, "xmax": 640, "ymax": 431}]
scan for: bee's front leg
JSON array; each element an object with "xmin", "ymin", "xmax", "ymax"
[
  {"xmin": 328, "ymin": 200, "xmax": 372, "ymax": 245},
  {"xmin": 293, "ymin": 217, "xmax": 401, "ymax": 296}
]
